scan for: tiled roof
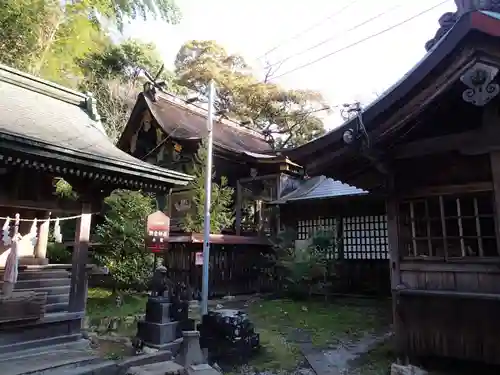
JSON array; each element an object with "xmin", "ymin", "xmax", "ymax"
[
  {"xmin": 142, "ymin": 92, "xmax": 273, "ymax": 154},
  {"xmin": 272, "ymin": 175, "xmax": 367, "ymax": 204},
  {"xmin": 0, "ymin": 64, "xmax": 192, "ymax": 188}
]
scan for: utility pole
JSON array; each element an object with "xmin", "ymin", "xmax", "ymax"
[{"xmin": 201, "ymin": 80, "xmax": 215, "ymax": 316}]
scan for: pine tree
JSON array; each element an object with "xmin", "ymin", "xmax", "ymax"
[{"xmin": 181, "ymin": 139, "xmax": 235, "ymax": 234}]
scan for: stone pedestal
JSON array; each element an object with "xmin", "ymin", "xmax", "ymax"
[
  {"xmin": 137, "ymin": 297, "xmax": 179, "ymax": 349},
  {"xmin": 391, "ymin": 363, "xmax": 428, "ymax": 375},
  {"xmin": 175, "ymin": 331, "xmax": 205, "ymax": 368}
]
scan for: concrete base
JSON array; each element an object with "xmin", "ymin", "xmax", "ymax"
[
  {"xmin": 137, "ymin": 320, "xmax": 178, "ymax": 346},
  {"xmin": 391, "ymin": 363, "xmax": 428, "ymax": 375},
  {"xmin": 126, "ymin": 361, "xmax": 184, "ymax": 375},
  {"xmin": 186, "ymin": 364, "xmax": 222, "ymax": 375},
  {"xmin": 145, "ymin": 297, "xmax": 171, "ymax": 324}
]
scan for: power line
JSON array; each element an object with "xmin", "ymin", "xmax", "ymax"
[
  {"xmin": 265, "ymin": 3, "xmax": 404, "ymax": 71},
  {"xmin": 257, "ymin": 0, "xmax": 362, "ymax": 60},
  {"xmin": 270, "ymin": 0, "xmax": 450, "ymax": 80}
]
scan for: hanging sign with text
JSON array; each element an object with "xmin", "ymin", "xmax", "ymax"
[
  {"xmin": 195, "ymin": 252, "xmax": 203, "ymax": 266},
  {"xmin": 145, "ymin": 211, "xmax": 170, "ymax": 253}
]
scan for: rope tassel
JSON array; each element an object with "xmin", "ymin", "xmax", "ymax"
[
  {"xmin": 2, "ymin": 217, "xmax": 10, "ymax": 246},
  {"xmin": 53, "ymin": 218, "xmax": 62, "ymax": 243},
  {"xmin": 29, "ymin": 218, "xmax": 38, "ymax": 247}
]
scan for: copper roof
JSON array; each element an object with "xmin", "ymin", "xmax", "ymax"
[{"xmin": 141, "ymin": 92, "xmax": 274, "ymax": 154}]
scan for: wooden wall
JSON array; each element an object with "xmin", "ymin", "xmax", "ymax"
[
  {"xmin": 165, "ymin": 243, "xmax": 276, "ymax": 297},
  {"xmin": 281, "ymin": 196, "xmax": 391, "ymax": 296},
  {"xmin": 391, "ymin": 118, "xmax": 500, "ymax": 364},
  {"xmin": 400, "ymin": 262, "xmax": 500, "ymax": 293}
]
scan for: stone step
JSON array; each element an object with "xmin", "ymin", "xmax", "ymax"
[
  {"xmin": 0, "ymin": 337, "xmax": 92, "ymax": 362},
  {"xmin": 0, "ymin": 332, "xmax": 82, "ymax": 354},
  {"xmin": 0, "ymin": 269, "xmax": 70, "ymax": 281},
  {"xmin": 0, "ymin": 278, "xmax": 70, "ymax": 290},
  {"xmin": 47, "ymin": 293, "xmax": 69, "ymax": 305},
  {"xmin": 2, "ymin": 349, "xmax": 101, "ymax": 375},
  {"xmin": 13, "ymin": 285, "xmax": 70, "ymax": 296},
  {"xmin": 40, "ymin": 359, "xmax": 118, "ymax": 375},
  {"xmin": 45, "ymin": 302, "xmax": 68, "ymax": 313}
]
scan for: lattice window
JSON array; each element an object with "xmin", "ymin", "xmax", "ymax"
[
  {"xmin": 297, "ymin": 218, "xmax": 336, "ymax": 240},
  {"xmin": 399, "ymin": 191, "xmax": 497, "ymax": 258},
  {"xmin": 342, "ymin": 216, "xmax": 389, "ymax": 260}
]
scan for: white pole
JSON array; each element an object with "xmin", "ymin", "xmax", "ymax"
[{"xmin": 201, "ymin": 80, "xmax": 215, "ymax": 316}]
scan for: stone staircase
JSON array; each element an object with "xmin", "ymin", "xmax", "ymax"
[
  {"xmin": 0, "ymin": 265, "xmax": 97, "ymax": 375},
  {"xmin": 0, "ymin": 265, "xmax": 71, "ymax": 314}
]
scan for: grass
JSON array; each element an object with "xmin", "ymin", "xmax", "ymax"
[
  {"xmin": 347, "ymin": 340, "xmax": 395, "ymax": 375},
  {"xmin": 85, "ymin": 289, "xmax": 392, "ymax": 373},
  {"xmin": 86, "ymin": 288, "xmax": 147, "ymax": 320},
  {"xmin": 244, "ymin": 298, "xmax": 391, "ymax": 371}
]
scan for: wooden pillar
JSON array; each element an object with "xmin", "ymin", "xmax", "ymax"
[
  {"xmin": 489, "ymin": 151, "xmax": 500, "ymax": 254},
  {"xmin": 34, "ymin": 211, "xmax": 50, "ymax": 260},
  {"xmin": 386, "ymin": 175, "xmax": 404, "ymax": 362},
  {"xmin": 68, "ymin": 202, "xmax": 92, "ymax": 313},
  {"xmin": 235, "ymin": 181, "xmax": 242, "ymax": 235},
  {"xmin": 483, "ymin": 106, "xmax": 500, "ymax": 254},
  {"xmin": 387, "ymin": 196, "xmax": 401, "ymax": 289}
]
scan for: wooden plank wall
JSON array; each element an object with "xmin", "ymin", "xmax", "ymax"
[
  {"xmin": 165, "ymin": 243, "xmax": 276, "ymax": 297},
  {"xmin": 396, "ymin": 293, "xmax": 500, "ymax": 364},
  {"xmin": 400, "ymin": 262, "xmax": 500, "ymax": 293}
]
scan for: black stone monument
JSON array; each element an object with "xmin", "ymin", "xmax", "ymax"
[{"xmin": 137, "ymin": 296, "xmax": 179, "ymax": 348}]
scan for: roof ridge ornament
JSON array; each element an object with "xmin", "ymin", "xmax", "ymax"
[
  {"xmin": 425, "ymin": 0, "xmax": 500, "ymax": 51},
  {"xmin": 460, "ymin": 62, "xmax": 500, "ymax": 106},
  {"xmin": 85, "ymin": 92, "xmax": 101, "ymax": 122}
]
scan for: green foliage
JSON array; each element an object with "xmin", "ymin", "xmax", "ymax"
[
  {"xmin": 0, "ymin": 0, "xmax": 180, "ymax": 87},
  {"xmin": 78, "ymin": 39, "xmax": 182, "ymax": 142},
  {"xmin": 0, "ymin": 0, "xmax": 57, "ymax": 71},
  {"xmin": 47, "ymin": 242, "xmax": 72, "ymax": 264},
  {"xmin": 181, "ymin": 140, "xmax": 235, "ymax": 234},
  {"xmin": 174, "ymin": 40, "xmax": 328, "ymax": 148},
  {"xmin": 54, "ymin": 178, "xmax": 79, "ymax": 200},
  {"xmin": 95, "ymin": 190, "xmax": 155, "ymax": 290},
  {"xmin": 271, "ymin": 228, "xmax": 336, "ymax": 299}
]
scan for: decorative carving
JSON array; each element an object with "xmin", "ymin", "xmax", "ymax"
[
  {"xmin": 460, "ymin": 62, "xmax": 500, "ymax": 106},
  {"xmin": 174, "ymin": 198, "xmax": 191, "ymax": 212},
  {"xmin": 279, "ymin": 174, "xmax": 300, "ymax": 197},
  {"xmin": 425, "ymin": 0, "xmax": 500, "ymax": 51}
]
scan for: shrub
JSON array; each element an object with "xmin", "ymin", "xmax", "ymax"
[{"xmin": 94, "ymin": 189, "xmax": 155, "ymax": 291}]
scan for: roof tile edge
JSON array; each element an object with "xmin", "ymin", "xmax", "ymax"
[
  {"xmin": 0, "ymin": 63, "xmax": 108, "ymax": 134},
  {"xmin": 156, "ymin": 91, "xmax": 267, "ymax": 140},
  {"xmin": 0, "ymin": 63, "xmax": 88, "ymax": 105}
]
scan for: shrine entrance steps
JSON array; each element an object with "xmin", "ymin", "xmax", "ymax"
[{"xmin": 0, "ymin": 265, "xmax": 71, "ymax": 314}]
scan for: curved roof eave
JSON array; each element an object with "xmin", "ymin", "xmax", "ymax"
[{"xmin": 284, "ymin": 11, "xmax": 484, "ymax": 161}]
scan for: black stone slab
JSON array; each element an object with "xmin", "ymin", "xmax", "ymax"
[
  {"xmin": 145, "ymin": 297, "xmax": 171, "ymax": 324},
  {"xmin": 137, "ymin": 320, "xmax": 178, "ymax": 346}
]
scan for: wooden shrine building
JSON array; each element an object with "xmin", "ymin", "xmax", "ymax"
[
  {"xmin": 0, "ymin": 64, "xmax": 192, "ymax": 373},
  {"xmin": 118, "ymin": 89, "xmax": 304, "ymax": 236},
  {"xmin": 117, "ymin": 86, "xmax": 310, "ymax": 295},
  {"xmin": 271, "ymin": 176, "xmax": 390, "ymax": 295},
  {"xmin": 286, "ymin": 2, "xmax": 500, "ymax": 366}
]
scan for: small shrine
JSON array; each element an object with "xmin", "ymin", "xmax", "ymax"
[{"xmin": 117, "ymin": 86, "xmax": 307, "ymax": 296}]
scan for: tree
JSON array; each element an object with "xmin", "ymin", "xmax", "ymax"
[
  {"xmin": 95, "ymin": 190, "xmax": 155, "ymax": 290},
  {"xmin": 0, "ymin": 0, "xmax": 181, "ymax": 87},
  {"xmin": 174, "ymin": 40, "xmax": 329, "ymax": 148},
  {"xmin": 181, "ymin": 140, "xmax": 235, "ymax": 234},
  {"xmin": 78, "ymin": 39, "xmax": 183, "ymax": 142}
]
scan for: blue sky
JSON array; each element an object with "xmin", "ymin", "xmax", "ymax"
[{"xmin": 122, "ymin": 0, "xmax": 455, "ymax": 128}]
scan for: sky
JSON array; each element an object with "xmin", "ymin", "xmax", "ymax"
[{"xmin": 122, "ymin": 0, "xmax": 456, "ymax": 129}]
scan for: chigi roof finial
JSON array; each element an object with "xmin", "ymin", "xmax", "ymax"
[{"xmin": 425, "ymin": 0, "xmax": 500, "ymax": 51}]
